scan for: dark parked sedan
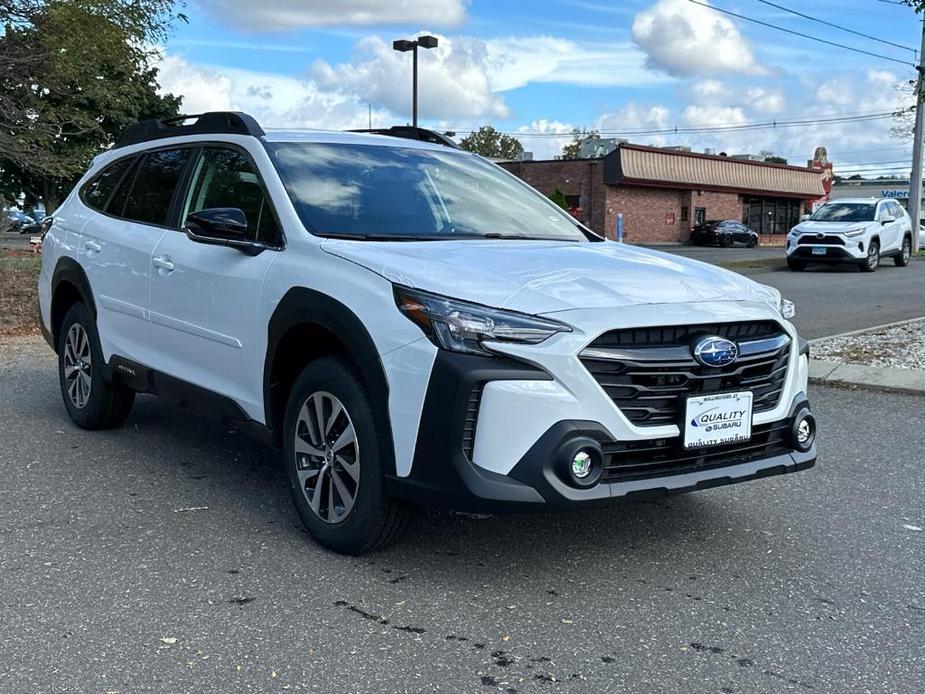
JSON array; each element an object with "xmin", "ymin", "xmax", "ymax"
[{"xmin": 690, "ymin": 220, "xmax": 759, "ymax": 247}]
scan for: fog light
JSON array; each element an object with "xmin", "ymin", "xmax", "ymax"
[
  {"xmin": 796, "ymin": 419, "xmax": 812, "ymax": 445},
  {"xmin": 789, "ymin": 409, "xmax": 816, "ymax": 453},
  {"xmin": 571, "ymin": 450, "xmax": 593, "ymax": 479}
]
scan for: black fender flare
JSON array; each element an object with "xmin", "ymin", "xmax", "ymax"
[
  {"xmin": 263, "ymin": 287, "xmax": 395, "ymax": 470},
  {"xmin": 49, "ymin": 257, "xmax": 96, "ymax": 350}
]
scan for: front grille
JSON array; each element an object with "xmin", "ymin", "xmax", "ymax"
[
  {"xmin": 600, "ymin": 421, "xmax": 791, "ymax": 483},
  {"xmin": 580, "ymin": 321, "xmax": 790, "ymax": 427},
  {"xmin": 461, "ymin": 384, "xmax": 483, "ymax": 461},
  {"xmin": 797, "ymin": 235, "xmax": 845, "ymax": 245}
]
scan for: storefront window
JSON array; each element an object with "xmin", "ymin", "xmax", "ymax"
[{"xmin": 742, "ymin": 196, "xmax": 803, "ymax": 235}]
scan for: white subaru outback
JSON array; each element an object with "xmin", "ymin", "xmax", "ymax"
[
  {"xmin": 786, "ymin": 198, "xmax": 914, "ymax": 272},
  {"xmin": 38, "ymin": 112, "xmax": 816, "ymax": 554}
]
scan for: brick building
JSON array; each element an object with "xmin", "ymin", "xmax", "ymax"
[{"xmin": 500, "ymin": 143, "xmax": 826, "ymax": 243}]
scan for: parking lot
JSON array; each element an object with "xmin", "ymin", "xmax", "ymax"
[
  {"xmin": 1, "ymin": 340, "xmax": 923, "ymax": 693},
  {"xmin": 2, "ymin": 249, "xmax": 924, "ymax": 693}
]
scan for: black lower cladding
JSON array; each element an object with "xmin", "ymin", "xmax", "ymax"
[
  {"xmin": 790, "ymin": 246, "xmax": 857, "ymax": 261},
  {"xmin": 386, "ymin": 350, "xmax": 553, "ymax": 512},
  {"xmin": 388, "ymin": 348, "xmax": 816, "ymax": 513}
]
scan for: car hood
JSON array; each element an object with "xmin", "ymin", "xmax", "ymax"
[
  {"xmin": 793, "ymin": 220, "xmax": 871, "ymax": 234},
  {"xmin": 321, "ymin": 239, "xmax": 780, "ymax": 315}
]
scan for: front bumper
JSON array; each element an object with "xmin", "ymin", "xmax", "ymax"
[
  {"xmin": 787, "ymin": 238, "xmax": 865, "ymax": 262},
  {"xmin": 386, "ymin": 348, "xmax": 817, "ymax": 513}
]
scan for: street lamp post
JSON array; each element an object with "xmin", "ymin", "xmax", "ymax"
[{"xmin": 392, "ymin": 35, "xmax": 438, "ymax": 128}]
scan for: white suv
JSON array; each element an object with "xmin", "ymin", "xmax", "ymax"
[
  {"xmin": 38, "ymin": 112, "xmax": 816, "ymax": 554},
  {"xmin": 786, "ymin": 198, "xmax": 914, "ymax": 272}
]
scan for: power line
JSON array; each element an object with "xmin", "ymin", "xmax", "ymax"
[
  {"xmin": 475, "ymin": 110, "xmax": 899, "ymax": 138},
  {"xmin": 752, "ymin": 0, "xmax": 917, "ymax": 54},
  {"xmin": 687, "ymin": 0, "xmax": 915, "ymax": 68}
]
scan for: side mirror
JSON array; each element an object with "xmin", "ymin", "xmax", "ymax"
[
  {"xmin": 800, "ymin": 214, "xmax": 811, "ymax": 221},
  {"xmin": 881, "ymin": 214, "xmax": 896, "ymax": 225},
  {"xmin": 184, "ymin": 208, "xmax": 261, "ymax": 255}
]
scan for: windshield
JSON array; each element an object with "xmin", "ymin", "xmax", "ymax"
[
  {"xmin": 810, "ymin": 203, "xmax": 876, "ymax": 223},
  {"xmin": 266, "ymin": 142, "xmax": 587, "ymax": 241}
]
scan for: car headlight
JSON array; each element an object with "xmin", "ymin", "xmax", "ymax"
[
  {"xmin": 845, "ymin": 227, "xmax": 865, "ymax": 237},
  {"xmin": 394, "ymin": 285, "xmax": 572, "ymax": 356},
  {"xmin": 779, "ymin": 297, "xmax": 796, "ymax": 320}
]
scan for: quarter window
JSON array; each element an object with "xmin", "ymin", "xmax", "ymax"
[
  {"xmin": 121, "ymin": 148, "xmax": 192, "ymax": 226},
  {"xmin": 81, "ymin": 158, "xmax": 134, "ymax": 212},
  {"xmin": 182, "ymin": 147, "xmax": 279, "ymax": 244}
]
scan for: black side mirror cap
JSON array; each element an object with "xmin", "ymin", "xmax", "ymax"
[{"xmin": 184, "ymin": 208, "xmax": 263, "ymax": 255}]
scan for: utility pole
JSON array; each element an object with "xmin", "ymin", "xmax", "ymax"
[{"xmin": 908, "ymin": 17, "xmax": 925, "ymax": 251}]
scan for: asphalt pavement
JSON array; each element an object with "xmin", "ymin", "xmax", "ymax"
[
  {"xmin": 1, "ymin": 340, "xmax": 923, "ymax": 693},
  {"xmin": 655, "ymin": 245, "xmax": 925, "ymax": 339}
]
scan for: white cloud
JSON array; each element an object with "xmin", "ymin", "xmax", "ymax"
[
  {"xmin": 156, "ymin": 54, "xmax": 383, "ymax": 130},
  {"xmin": 682, "ymin": 104, "xmax": 748, "ymax": 128},
  {"xmin": 196, "ymin": 0, "xmax": 466, "ymax": 31},
  {"xmin": 312, "ymin": 34, "xmax": 509, "ymax": 121},
  {"xmin": 631, "ymin": 0, "xmax": 764, "ymax": 77},
  {"xmin": 691, "ymin": 79, "xmax": 731, "ymax": 101},
  {"xmin": 745, "ymin": 87, "xmax": 785, "ymax": 114},
  {"xmin": 514, "ymin": 119, "xmax": 576, "ymax": 160}
]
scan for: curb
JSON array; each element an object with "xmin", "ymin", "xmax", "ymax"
[
  {"xmin": 716, "ymin": 257, "xmax": 785, "ymax": 272},
  {"xmin": 810, "ymin": 359, "xmax": 925, "ymax": 395},
  {"xmin": 807, "ymin": 315, "xmax": 925, "ymax": 345}
]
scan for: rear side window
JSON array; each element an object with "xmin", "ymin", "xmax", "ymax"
[
  {"xmin": 81, "ymin": 158, "xmax": 134, "ymax": 212},
  {"xmin": 182, "ymin": 147, "xmax": 279, "ymax": 244},
  {"xmin": 121, "ymin": 148, "xmax": 192, "ymax": 226}
]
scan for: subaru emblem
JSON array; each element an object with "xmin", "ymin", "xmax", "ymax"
[{"xmin": 693, "ymin": 336, "xmax": 738, "ymax": 368}]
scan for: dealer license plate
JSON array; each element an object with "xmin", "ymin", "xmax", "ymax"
[
  {"xmin": 684, "ymin": 391, "xmax": 753, "ymax": 449},
  {"xmin": 811, "ymin": 246, "xmax": 827, "ymax": 256}
]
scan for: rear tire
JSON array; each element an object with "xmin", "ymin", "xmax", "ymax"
[
  {"xmin": 786, "ymin": 258, "xmax": 806, "ymax": 271},
  {"xmin": 894, "ymin": 236, "xmax": 912, "ymax": 267},
  {"xmin": 283, "ymin": 356, "xmax": 411, "ymax": 555},
  {"xmin": 57, "ymin": 303, "xmax": 135, "ymax": 430},
  {"xmin": 860, "ymin": 240, "xmax": 880, "ymax": 272}
]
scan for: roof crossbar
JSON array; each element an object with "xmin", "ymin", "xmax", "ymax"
[{"xmin": 114, "ymin": 112, "xmax": 265, "ymax": 149}]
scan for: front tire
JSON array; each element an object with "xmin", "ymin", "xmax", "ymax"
[
  {"xmin": 283, "ymin": 356, "xmax": 411, "ymax": 555},
  {"xmin": 57, "ymin": 303, "xmax": 135, "ymax": 429},
  {"xmin": 895, "ymin": 236, "xmax": 912, "ymax": 267},
  {"xmin": 860, "ymin": 240, "xmax": 880, "ymax": 272}
]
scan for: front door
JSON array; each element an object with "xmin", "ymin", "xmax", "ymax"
[{"xmin": 147, "ymin": 146, "xmax": 282, "ymax": 419}]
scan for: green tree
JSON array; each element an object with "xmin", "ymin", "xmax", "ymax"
[
  {"xmin": 549, "ymin": 188, "xmax": 568, "ymax": 209},
  {"xmin": 557, "ymin": 128, "xmax": 600, "ymax": 160},
  {"xmin": 459, "ymin": 125, "xmax": 524, "ymax": 160},
  {"xmin": 0, "ymin": 0, "xmax": 184, "ymax": 211},
  {"xmin": 763, "ymin": 155, "xmax": 788, "ymax": 164}
]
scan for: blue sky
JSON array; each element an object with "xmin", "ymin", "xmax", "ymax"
[{"xmin": 157, "ymin": 0, "xmax": 919, "ymax": 171}]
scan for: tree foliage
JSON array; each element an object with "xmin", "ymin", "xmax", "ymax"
[
  {"xmin": 557, "ymin": 128, "xmax": 600, "ymax": 160},
  {"xmin": 548, "ymin": 188, "xmax": 567, "ymax": 209},
  {"xmin": 0, "ymin": 0, "xmax": 184, "ymax": 210},
  {"xmin": 763, "ymin": 155, "xmax": 788, "ymax": 164},
  {"xmin": 459, "ymin": 125, "xmax": 524, "ymax": 160}
]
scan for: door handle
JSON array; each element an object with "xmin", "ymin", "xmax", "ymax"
[
  {"xmin": 85, "ymin": 240, "xmax": 102, "ymax": 253},
  {"xmin": 152, "ymin": 255, "xmax": 175, "ymax": 272}
]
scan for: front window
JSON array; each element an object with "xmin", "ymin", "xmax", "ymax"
[
  {"xmin": 266, "ymin": 142, "xmax": 588, "ymax": 241},
  {"xmin": 810, "ymin": 202, "xmax": 876, "ymax": 223}
]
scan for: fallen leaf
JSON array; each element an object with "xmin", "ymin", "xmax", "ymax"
[
  {"xmin": 903, "ymin": 524, "xmax": 922, "ymax": 532},
  {"xmin": 160, "ymin": 637, "xmax": 177, "ymax": 645}
]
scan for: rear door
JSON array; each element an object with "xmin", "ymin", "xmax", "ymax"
[
  {"xmin": 879, "ymin": 201, "xmax": 902, "ymax": 252},
  {"xmin": 79, "ymin": 148, "xmax": 192, "ymax": 365},
  {"xmin": 147, "ymin": 145, "xmax": 282, "ymax": 418}
]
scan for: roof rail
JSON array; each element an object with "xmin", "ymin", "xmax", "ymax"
[
  {"xmin": 114, "ymin": 112, "xmax": 265, "ymax": 149},
  {"xmin": 349, "ymin": 126, "xmax": 460, "ymax": 149}
]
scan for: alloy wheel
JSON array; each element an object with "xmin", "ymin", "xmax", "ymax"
[
  {"xmin": 902, "ymin": 239, "xmax": 911, "ymax": 263},
  {"xmin": 293, "ymin": 391, "xmax": 360, "ymax": 524},
  {"xmin": 867, "ymin": 244, "xmax": 879, "ymax": 270},
  {"xmin": 63, "ymin": 323, "xmax": 92, "ymax": 409}
]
